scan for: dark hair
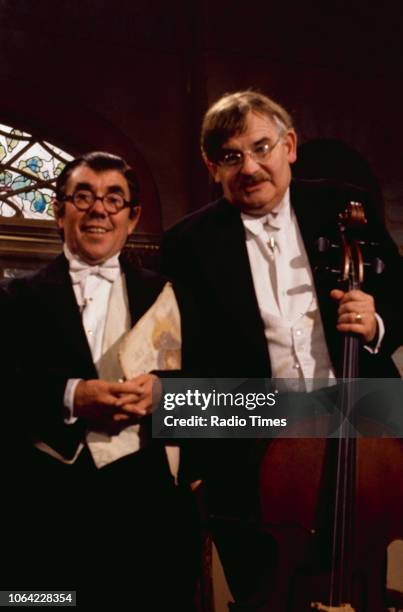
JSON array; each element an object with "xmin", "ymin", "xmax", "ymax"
[
  {"xmin": 55, "ymin": 151, "xmax": 140, "ymax": 217},
  {"xmin": 201, "ymin": 90, "xmax": 294, "ymax": 163}
]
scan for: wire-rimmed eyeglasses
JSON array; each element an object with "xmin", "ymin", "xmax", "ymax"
[
  {"xmin": 62, "ymin": 190, "xmax": 132, "ymax": 214},
  {"xmin": 217, "ymin": 136, "xmax": 282, "ymax": 168}
]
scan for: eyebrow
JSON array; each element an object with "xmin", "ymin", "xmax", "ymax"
[
  {"xmin": 106, "ymin": 185, "xmax": 126, "ymax": 195},
  {"xmin": 73, "ymin": 182, "xmax": 92, "ymax": 192},
  {"xmin": 73, "ymin": 182, "xmax": 125, "ymax": 195},
  {"xmin": 253, "ymin": 137, "xmax": 272, "ymax": 146},
  {"xmin": 222, "ymin": 136, "xmax": 272, "ymax": 151}
]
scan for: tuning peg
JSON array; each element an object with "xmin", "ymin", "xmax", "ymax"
[
  {"xmin": 314, "ymin": 265, "xmax": 342, "ymax": 276},
  {"xmin": 316, "ymin": 237, "xmax": 339, "ymax": 253},
  {"xmin": 363, "ymin": 258, "xmax": 385, "ymax": 274},
  {"xmin": 317, "ymin": 237, "xmax": 330, "ymax": 253},
  {"xmin": 372, "ymin": 257, "xmax": 385, "ymax": 275}
]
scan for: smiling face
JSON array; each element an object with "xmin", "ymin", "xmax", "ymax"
[
  {"xmin": 206, "ymin": 111, "xmax": 297, "ymax": 216},
  {"xmin": 55, "ymin": 165, "xmax": 140, "ymax": 264}
]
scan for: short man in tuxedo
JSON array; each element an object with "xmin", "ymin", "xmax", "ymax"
[
  {"xmin": 1, "ymin": 152, "xmax": 200, "ymax": 610},
  {"xmin": 161, "ymin": 91, "xmax": 402, "ymax": 609}
]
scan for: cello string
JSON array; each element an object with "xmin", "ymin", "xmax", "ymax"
[
  {"xmin": 339, "ymin": 269, "xmax": 360, "ymax": 604},
  {"xmin": 331, "ymin": 300, "xmax": 360, "ymax": 605},
  {"xmin": 338, "ymin": 240, "xmax": 361, "ymax": 604},
  {"xmin": 330, "ymin": 335, "xmax": 351, "ymax": 605}
]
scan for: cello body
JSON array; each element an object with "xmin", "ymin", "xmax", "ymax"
[
  {"xmin": 259, "ymin": 436, "xmax": 403, "ymax": 611},
  {"xmin": 257, "ymin": 201, "xmax": 403, "ymax": 611}
]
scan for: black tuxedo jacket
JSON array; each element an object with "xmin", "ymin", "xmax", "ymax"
[
  {"xmin": 161, "ymin": 180, "xmax": 403, "ymax": 604},
  {"xmin": 162, "ymin": 179, "xmax": 402, "ymax": 380},
  {"xmin": 1, "ymin": 253, "xmax": 199, "ymax": 461},
  {"xmin": 0, "ymin": 254, "xmax": 202, "ymax": 607}
]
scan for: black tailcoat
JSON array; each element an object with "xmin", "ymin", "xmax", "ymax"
[
  {"xmin": 161, "ymin": 179, "xmax": 403, "ymax": 604},
  {"xmin": 162, "ymin": 179, "xmax": 402, "ymax": 379},
  {"xmin": 0, "ymin": 254, "xmax": 200, "ymax": 610}
]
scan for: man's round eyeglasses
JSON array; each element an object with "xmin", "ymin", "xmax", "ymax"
[
  {"xmin": 217, "ymin": 136, "xmax": 282, "ymax": 168},
  {"xmin": 63, "ymin": 190, "xmax": 132, "ymax": 214}
]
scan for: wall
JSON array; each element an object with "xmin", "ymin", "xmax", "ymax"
[
  {"xmin": 0, "ymin": 0, "xmax": 401, "ymax": 365},
  {"xmin": 0, "ymin": 1, "xmax": 401, "ymax": 231}
]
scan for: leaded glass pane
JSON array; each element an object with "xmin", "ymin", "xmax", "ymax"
[{"xmin": 0, "ymin": 123, "xmax": 73, "ymax": 221}]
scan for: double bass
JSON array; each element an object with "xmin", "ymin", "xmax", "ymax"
[{"xmin": 259, "ymin": 201, "xmax": 403, "ymax": 611}]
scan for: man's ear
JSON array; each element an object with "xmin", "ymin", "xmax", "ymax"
[
  {"xmin": 52, "ymin": 199, "xmax": 64, "ymax": 228},
  {"xmin": 204, "ymin": 158, "xmax": 222, "ymax": 184},
  {"xmin": 128, "ymin": 205, "xmax": 141, "ymax": 234},
  {"xmin": 285, "ymin": 129, "xmax": 298, "ymax": 164}
]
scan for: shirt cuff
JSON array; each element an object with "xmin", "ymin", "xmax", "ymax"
[
  {"xmin": 63, "ymin": 378, "xmax": 82, "ymax": 424},
  {"xmin": 364, "ymin": 313, "xmax": 385, "ymax": 354}
]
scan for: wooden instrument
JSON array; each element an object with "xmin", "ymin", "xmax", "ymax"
[{"xmin": 259, "ymin": 201, "xmax": 403, "ymax": 611}]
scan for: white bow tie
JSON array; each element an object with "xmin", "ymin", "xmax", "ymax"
[
  {"xmin": 69, "ymin": 259, "xmax": 120, "ymax": 286},
  {"xmin": 263, "ymin": 211, "xmax": 281, "ymax": 230}
]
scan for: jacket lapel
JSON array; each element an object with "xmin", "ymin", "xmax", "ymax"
[
  {"xmin": 40, "ymin": 256, "xmax": 164, "ymax": 374},
  {"xmin": 37, "ymin": 254, "xmax": 97, "ymax": 378},
  {"xmin": 290, "ymin": 180, "xmax": 341, "ymax": 369},
  {"xmin": 290, "ymin": 180, "xmax": 327, "ymax": 266},
  {"xmin": 199, "ymin": 199, "xmax": 271, "ymax": 372},
  {"xmin": 120, "ymin": 257, "xmax": 165, "ymax": 327}
]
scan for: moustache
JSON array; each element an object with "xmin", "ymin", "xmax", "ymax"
[{"xmin": 239, "ymin": 174, "xmax": 269, "ymax": 187}]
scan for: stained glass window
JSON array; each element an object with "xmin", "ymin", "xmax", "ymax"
[{"xmin": 0, "ymin": 123, "xmax": 73, "ymax": 221}]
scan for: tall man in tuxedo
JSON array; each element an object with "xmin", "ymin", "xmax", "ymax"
[
  {"xmin": 1, "ymin": 151, "xmax": 200, "ymax": 611},
  {"xmin": 161, "ymin": 91, "xmax": 402, "ymax": 610}
]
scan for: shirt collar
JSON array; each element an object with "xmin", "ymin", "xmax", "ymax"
[
  {"xmin": 241, "ymin": 188, "xmax": 291, "ymax": 237},
  {"xmin": 63, "ymin": 243, "xmax": 121, "ymax": 270}
]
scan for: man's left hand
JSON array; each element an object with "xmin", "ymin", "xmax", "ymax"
[
  {"xmin": 331, "ymin": 288, "xmax": 377, "ymax": 344},
  {"xmin": 113, "ymin": 373, "xmax": 161, "ymax": 420}
]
